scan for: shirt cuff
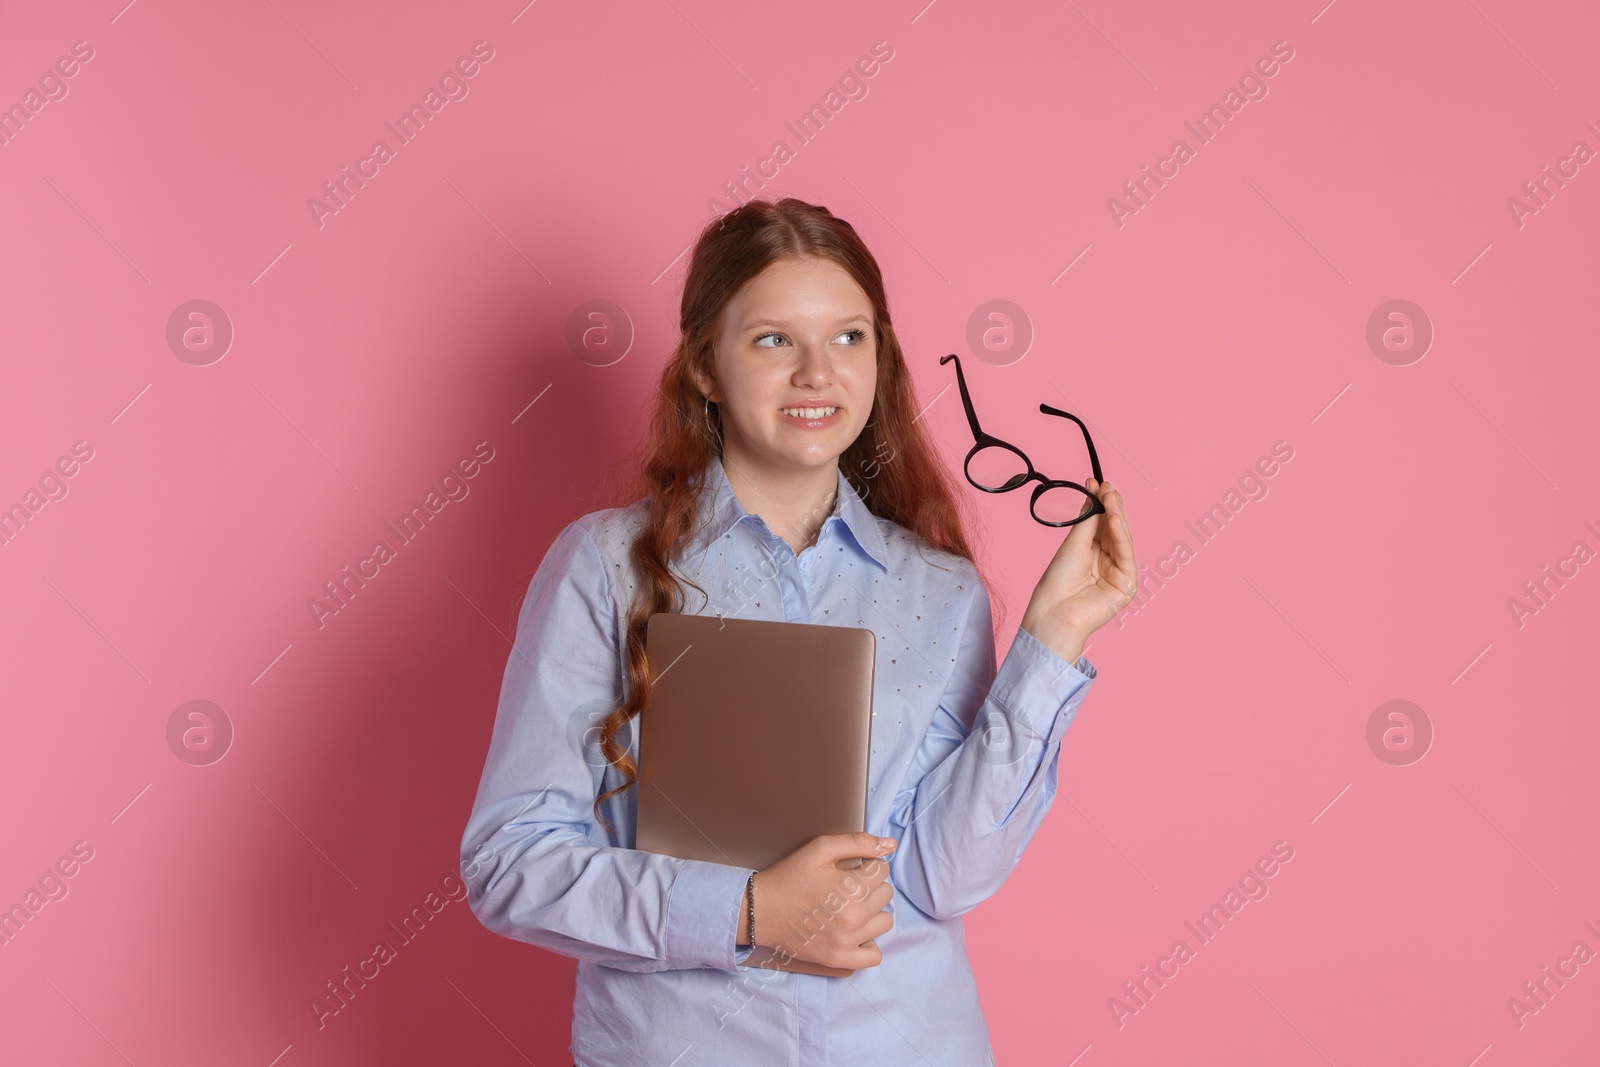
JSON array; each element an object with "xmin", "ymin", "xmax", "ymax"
[
  {"xmin": 988, "ymin": 626, "xmax": 1098, "ymax": 746},
  {"xmin": 666, "ymin": 858, "xmax": 755, "ymax": 971}
]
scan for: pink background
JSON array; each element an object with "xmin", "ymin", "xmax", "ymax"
[{"xmin": 3, "ymin": 0, "xmax": 1597, "ymax": 1063}]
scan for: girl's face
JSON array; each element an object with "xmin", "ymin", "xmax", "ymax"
[{"xmin": 699, "ymin": 255, "xmax": 879, "ymax": 479}]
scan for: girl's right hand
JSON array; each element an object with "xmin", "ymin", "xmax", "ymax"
[{"xmin": 752, "ymin": 831, "xmax": 897, "ymax": 970}]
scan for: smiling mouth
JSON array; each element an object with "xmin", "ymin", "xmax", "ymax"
[{"xmin": 779, "ymin": 405, "xmax": 840, "ymax": 418}]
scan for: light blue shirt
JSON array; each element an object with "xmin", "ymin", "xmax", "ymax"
[{"xmin": 460, "ymin": 452, "xmax": 1097, "ymax": 1066}]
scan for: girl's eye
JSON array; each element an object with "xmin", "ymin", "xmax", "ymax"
[{"xmin": 753, "ymin": 329, "xmax": 868, "ymax": 348}]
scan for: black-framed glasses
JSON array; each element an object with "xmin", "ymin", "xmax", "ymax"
[{"xmin": 940, "ymin": 353, "xmax": 1106, "ymax": 528}]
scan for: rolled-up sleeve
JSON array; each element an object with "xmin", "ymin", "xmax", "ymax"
[
  {"xmin": 460, "ymin": 518, "xmax": 754, "ymax": 973},
  {"xmin": 886, "ymin": 575, "xmax": 1096, "ymax": 922}
]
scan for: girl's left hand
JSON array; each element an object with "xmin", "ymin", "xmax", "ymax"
[{"xmin": 1018, "ymin": 476, "xmax": 1137, "ymax": 664}]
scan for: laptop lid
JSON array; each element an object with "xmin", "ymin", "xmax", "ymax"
[{"xmin": 635, "ymin": 611, "xmax": 878, "ymax": 977}]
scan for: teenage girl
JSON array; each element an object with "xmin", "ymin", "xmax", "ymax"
[{"xmin": 461, "ymin": 197, "xmax": 1137, "ymax": 1066}]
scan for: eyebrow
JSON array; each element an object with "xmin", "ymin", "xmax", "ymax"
[{"xmin": 741, "ymin": 314, "xmax": 872, "ymax": 332}]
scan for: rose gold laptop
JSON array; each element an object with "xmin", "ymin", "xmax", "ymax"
[{"xmin": 634, "ymin": 611, "xmax": 877, "ymax": 978}]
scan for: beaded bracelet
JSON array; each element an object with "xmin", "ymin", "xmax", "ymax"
[{"xmin": 744, "ymin": 871, "xmax": 757, "ymax": 948}]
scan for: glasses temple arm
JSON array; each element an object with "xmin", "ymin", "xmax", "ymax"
[
  {"xmin": 1039, "ymin": 403, "xmax": 1104, "ymax": 483},
  {"xmin": 939, "ymin": 353, "xmax": 987, "ymax": 442}
]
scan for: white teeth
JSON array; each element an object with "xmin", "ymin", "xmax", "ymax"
[{"xmin": 781, "ymin": 406, "xmax": 838, "ymax": 419}]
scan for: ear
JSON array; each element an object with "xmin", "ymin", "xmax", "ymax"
[{"xmin": 689, "ymin": 365, "xmax": 720, "ymax": 404}]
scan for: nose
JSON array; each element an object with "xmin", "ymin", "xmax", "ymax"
[{"xmin": 793, "ymin": 341, "xmax": 836, "ymax": 389}]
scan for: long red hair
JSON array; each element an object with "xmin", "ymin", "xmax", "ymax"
[{"xmin": 588, "ymin": 197, "xmax": 989, "ymax": 830}]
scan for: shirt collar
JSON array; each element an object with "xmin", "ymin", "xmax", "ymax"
[{"xmin": 693, "ymin": 452, "xmax": 890, "ymax": 572}]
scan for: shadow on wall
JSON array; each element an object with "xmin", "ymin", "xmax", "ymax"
[{"xmin": 236, "ymin": 249, "xmax": 649, "ymax": 1061}]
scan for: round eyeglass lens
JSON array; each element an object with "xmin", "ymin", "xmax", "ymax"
[
  {"xmin": 967, "ymin": 443, "xmax": 1030, "ymax": 491},
  {"xmin": 1033, "ymin": 482, "xmax": 1096, "ymax": 524}
]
